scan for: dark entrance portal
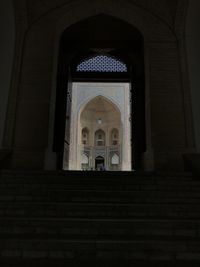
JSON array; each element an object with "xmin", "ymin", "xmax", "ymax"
[
  {"xmin": 95, "ymin": 156, "xmax": 105, "ymax": 171},
  {"xmin": 54, "ymin": 14, "xmax": 146, "ymax": 171}
]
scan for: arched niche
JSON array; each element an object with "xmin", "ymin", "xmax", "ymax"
[
  {"xmin": 94, "ymin": 130, "xmax": 106, "ymax": 147},
  {"xmin": 110, "ymin": 128, "xmax": 119, "ymax": 146}
]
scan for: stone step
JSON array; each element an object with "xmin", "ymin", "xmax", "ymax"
[
  {"xmin": 0, "ymin": 171, "xmax": 197, "ymax": 184},
  {"xmin": 1, "ymin": 202, "xmax": 200, "ymax": 219},
  {"xmin": 1, "ymin": 195, "xmax": 200, "ymax": 204},
  {"xmin": 1, "ymin": 188, "xmax": 200, "ymax": 197},
  {"xmin": 0, "ymin": 170, "xmax": 194, "ymax": 177},
  {"xmin": 1, "ymin": 170, "xmax": 200, "ymax": 265},
  {"xmin": 2, "ymin": 182, "xmax": 200, "ymax": 194},
  {"xmin": 1, "ymin": 182, "xmax": 200, "ymax": 191},
  {"xmin": 1, "ymin": 176, "xmax": 199, "ymax": 185},
  {"xmin": 1, "ymin": 259, "xmax": 200, "ymax": 267},
  {"xmin": 1, "ymin": 189, "xmax": 200, "ymax": 203},
  {"xmin": 1, "ymin": 238, "xmax": 200, "ymax": 261},
  {"xmin": 0, "ymin": 218, "xmax": 200, "ymax": 238}
]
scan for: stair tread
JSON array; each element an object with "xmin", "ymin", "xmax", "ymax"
[
  {"xmin": 0, "ymin": 170, "xmax": 200, "ymax": 263},
  {"xmin": 1, "ymin": 217, "xmax": 200, "ymax": 222}
]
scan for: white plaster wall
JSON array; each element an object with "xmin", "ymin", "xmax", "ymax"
[
  {"xmin": 0, "ymin": 1, "xmax": 15, "ymax": 147},
  {"xmin": 186, "ymin": 0, "xmax": 200, "ymax": 152}
]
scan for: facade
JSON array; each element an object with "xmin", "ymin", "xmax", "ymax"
[{"xmin": 65, "ymin": 83, "xmax": 131, "ymax": 171}]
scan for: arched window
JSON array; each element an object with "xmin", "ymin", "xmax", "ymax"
[
  {"xmin": 110, "ymin": 128, "xmax": 119, "ymax": 146},
  {"xmin": 76, "ymin": 54, "xmax": 127, "ymax": 73},
  {"xmin": 82, "ymin": 128, "xmax": 89, "ymax": 145},
  {"xmin": 95, "ymin": 129, "xmax": 105, "ymax": 146}
]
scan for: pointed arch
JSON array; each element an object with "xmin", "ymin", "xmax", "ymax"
[
  {"xmin": 111, "ymin": 153, "xmax": 120, "ymax": 165},
  {"xmin": 78, "ymin": 94, "xmax": 122, "ymax": 120}
]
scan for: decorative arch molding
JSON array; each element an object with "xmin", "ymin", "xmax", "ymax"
[{"xmin": 78, "ymin": 94, "xmax": 122, "ymax": 122}]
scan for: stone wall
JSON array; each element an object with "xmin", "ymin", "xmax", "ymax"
[
  {"xmin": 0, "ymin": 1, "xmax": 15, "ymax": 147},
  {"xmin": 149, "ymin": 42, "xmax": 189, "ymax": 170}
]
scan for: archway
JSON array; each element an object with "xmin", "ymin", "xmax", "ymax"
[
  {"xmin": 66, "ymin": 93, "xmax": 131, "ymax": 171},
  {"xmin": 53, "ymin": 14, "xmax": 145, "ymax": 170}
]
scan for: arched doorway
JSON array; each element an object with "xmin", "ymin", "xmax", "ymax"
[
  {"xmin": 53, "ymin": 14, "xmax": 145, "ymax": 170},
  {"xmin": 95, "ymin": 156, "xmax": 105, "ymax": 171}
]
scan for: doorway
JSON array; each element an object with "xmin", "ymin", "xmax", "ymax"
[
  {"xmin": 95, "ymin": 156, "xmax": 105, "ymax": 170},
  {"xmin": 53, "ymin": 14, "xmax": 146, "ymax": 171}
]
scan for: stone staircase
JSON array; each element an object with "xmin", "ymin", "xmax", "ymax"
[{"xmin": 0, "ymin": 170, "xmax": 200, "ymax": 266}]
